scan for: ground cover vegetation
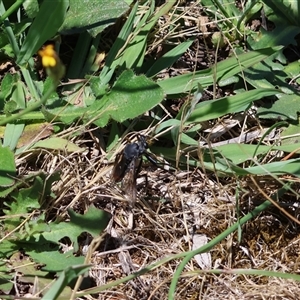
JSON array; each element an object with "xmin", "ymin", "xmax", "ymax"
[{"xmin": 0, "ymin": 0, "xmax": 300, "ymax": 299}]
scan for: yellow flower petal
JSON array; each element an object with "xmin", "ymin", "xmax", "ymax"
[
  {"xmin": 39, "ymin": 44, "xmax": 58, "ymax": 67},
  {"xmin": 42, "ymin": 56, "xmax": 56, "ymax": 67},
  {"xmin": 38, "ymin": 44, "xmax": 65, "ymax": 81}
]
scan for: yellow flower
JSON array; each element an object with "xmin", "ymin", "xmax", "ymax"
[
  {"xmin": 38, "ymin": 44, "xmax": 58, "ymax": 67},
  {"xmin": 38, "ymin": 44, "xmax": 65, "ymax": 82}
]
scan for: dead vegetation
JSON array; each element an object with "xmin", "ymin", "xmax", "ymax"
[{"xmin": 9, "ymin": 0, "xmax": 300, "ymax": 299}]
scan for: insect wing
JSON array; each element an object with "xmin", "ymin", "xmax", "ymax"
[
  {"xmin": 121, "ymin": 156, "xmax": 142, "ymax": 205},
  {"xmin": 111, "ymin": 152, "xmax": 127, "ymax": 182}
]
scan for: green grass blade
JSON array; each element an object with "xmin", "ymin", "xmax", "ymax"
[
  {"xmin": 158, "ymin": 46, "xmax": 283, "ymax": 95},
  {"xmin": 0, "ymin": 0, "xmax": 24, "ymax": 23},
  {"xmin": 146, "ymin": 39, "xmax": 194, "ymax": 77},
  {"xmin": 99, "ymin": 1, "xmax": 138, "ymax": 81},
  {"xmin": 186, "ymin": 88, "xmax": 281, "ymax": 123},
  {"xmin": 41, "ymin": 265, "xmax": 91, "ymax": 300},
  {"xmin": 119, "ymin": 0, "xmax": 176, "ymax": 71},
  {"xmin": 0, "ymin": 2, "xmax": 19, "ymax": 56},
  {"xmin": 17, "ymin": 0, "xmax": 69, "ymax": 65},
  {"xmin": 3, "ymin": 124, "xmax": 25, "ymax": 151},
  {"xmin": 168, "ymin": 185, "xmax": 290, "ymax": 299}
]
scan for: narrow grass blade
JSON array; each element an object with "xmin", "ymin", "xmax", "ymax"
[
  {"xmin": 146, "ymin": 39, "xmax": 194, "ymax": 77},
  {"xmin": 17, "ymin": 0, "xmax": 69, "ymax": 65},
  {"xmin": 158, "ymin": 46, "xmax": 283, "ymax": 95}
]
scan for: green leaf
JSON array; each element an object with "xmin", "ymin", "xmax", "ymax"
[
  {"xmin": 263, "ymin": 0, "xmax": 300, "ymax": 27},
  {"xmin": 145, "ymin": 40, "xmax": 194, "ymax": 77},
  {"xmin": 244, "ymin": 158, "xmax": 300, "ymax": 177},
  {"xmin": 0, "ymin": 262, "xmax": 13, "ymax": 293},
  {"xmin": 247, "ymin": 25, "xmax": 300, "ymax": 49},
  {"xmin": 281, "ymin": 124, "xmax": 300, "ymax": 145},
  {"xmin": 242, "ymin": 54, "xmax": 294, "ymax": 94},
  {"xmin": 17, "ymin": 0, "xmax": 69, "ymax": 65},
  {"xmin": 212, "ymin": 142, "xmax": 300, "ymax": 165},
  {"xmin": 99, "ymin": 2, "xmax": 138, "ymax": 82},
  {"xmin": 186, "ymin": 88, "xmax": 281, "ymax": 123},
  {"xmin": 4, "ymin": 173, "xmax": 58, "ymax": 231},
  {"xmin": 3, "ymin": 123, "xmax": 25, "ymax": 151},
  {"xmin": 26, "ymin": 246, "xmax": 85, "ymax": 272},
  {"xmin": 0, "ymin": 240, "xmax": 19, "ymax": 259},
  {"xmin": 284, "ymin": 60, "xmax": 300, "ymax": 84},
  {"xmin": 117, "ymin": 1, "xmax": 175, "ymax": 72},
  {"xmin": 92, "ymin": 69, "xmax": 164, "ymax": 127},
  {"xmin": 31, "ymin": 137, "xmax": 85, "ymax": 153},
  {"xmin": 257, "ymin": 94, "xmax": 300, "ymax": 121},
  {"xmin": 60, "ymin": 0, "xmax": 129, "ymax": 37},
  {"xmin": 28, "ymin": 205, "xmax": 111, "ymax": 250},
  {"xmin": 11, "ymin": 81, "xmax": 26, "ymax": 109},
  {"xmin": 9, "ymin": 252, "xmax": 72, "ymax": 299},
  {"xmin": 22, "ymin": 0, "xmax": 39, "ymax": 18},
  {"xmin": 0, "ymin": 146, "xmax": 16, "ymax": 187},
  {"xmin": 158, "ymin": 46, "xmax": 282, "ymax": 95},
  {"xmin": 68, "ymin": 205, "xmax": 111, "ymax": 238},
  {"xmin": 42, "ymin": 264, "xmax": 90, "ymax": 299},
  {"xmin": 0, "ymin": 73, "xmax": 14, "ymax": 101}
]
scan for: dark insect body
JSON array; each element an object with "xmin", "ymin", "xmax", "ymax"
[
  {"xmin": 111, "ymin": 135, "xmax": 153, "ymax": 204},
  {"xmin": 112, "ymin": 135, "xmax": 148, "ymax": 183}
]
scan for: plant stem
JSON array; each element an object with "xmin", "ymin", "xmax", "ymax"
[
  {"xmin": 0, "ymin": 81, "xmax": 57, "ymax": 126},
  {"xmin": 0, "ymin": 0, "xmax": 25, "ymax": 24}
]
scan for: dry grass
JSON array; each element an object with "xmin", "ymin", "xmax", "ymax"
[
  {"xmin": 11, "ymin": 1, "xmax": 300, "ymax": 299},
  {"xmin": 15, "ymin": 122, "xmax": 300, "ymax": 299}
]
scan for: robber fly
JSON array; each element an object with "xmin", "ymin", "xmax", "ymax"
[{"xmin": 111, "ymin": 135, "xmax": 157, "ymax": 205}]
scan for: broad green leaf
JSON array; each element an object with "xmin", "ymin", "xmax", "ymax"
[
  {"xmin": 158, "ymin": 46, "xmax": 282, "ymax": 95},
  {"xmin": 68, "ymin": 205, "xmax": 111, "ymax": 238},
  {"xmin": 0, "ymin": 240, "xmax": 18, "ymax": 259},
  {"xmin": 4, "ymin": 173, "xmax": 58, "ymax": 231},
  {"xmin": 42, "ymin": 104, "xmax": 88, "ymax": 125},
  {"xmin": 92, "ymin": 69, "xmax": 164, "ymax": 127},
  {"xmin": 243, "ymin": 158, "xmax": 300, "ymax": 177},
  {"xmin": 0, "ymin": 73, "xmax": 14, "ymax": 101},
  {"xmin": 26, "ymin": 247, "xmax": 85, "ymax": 272},
  {"xmin": 11, "ymin": 81, "xmax": 26, "ymax": 109},
  {"xmin": 281, "ymin": 124, "xmax": 300, "ymax": 145},
  {"xmin": 16, "ymin": 122, "xmax": 53, "ymax": 150},
  {"xmin": 153, "ymin": 144, "xmax": 300, "ymax": 178},
  {"xmin": 0, "ymin": 146, "xmax": 16, "ymax": 187},
  {"xmin": 257, "ymin": 94, "xmax": 300, "ymax": 121},
  {"xmin": 17, "ymin": 0, "xmax": 69, "ymax": 65},
  {"xmin": 31, "ymin": 137, "xmax": 84, "ymax": 153},
  {"xmin": 28, "ymin": 205, "xmax": 111, "ymax": 250},
  {"xmin": 0, "ymin": 262, "xmax": 13, "ymax": 293},
  {"xmin": 60, "ymin": 0, "xmax": 129, "ymax": 37},
  {"xmin": 242, "ymin": 57, "xmax": 291, "ymax": 93},
  {"xmin": 22, "ymin": 0, "xmax": 39, "ymax": 18},
  {"xmin": 4, "ymin": 173, "xmax": 59, "ymax": 232},
  {"xmin": 203, "ymin": 155, "xmax": 300, "ymax": 177},
  {"xmin": 154, "ymin": 119, "xmax": 183, "ymax": 136},
  {"xmin": 263, "ymin": 0, "xmax": 300, "ymax": 27},
  {"xmin": 247, "ymin": 25, "xmax": 300, "ymax": 49},
  {"xmin": 9, "ymin": 252, "xmax": 73, "ymax": 299},
  {"xmin": 283, "ymin": 60, "xmax": 300, "ymax": 84}
]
